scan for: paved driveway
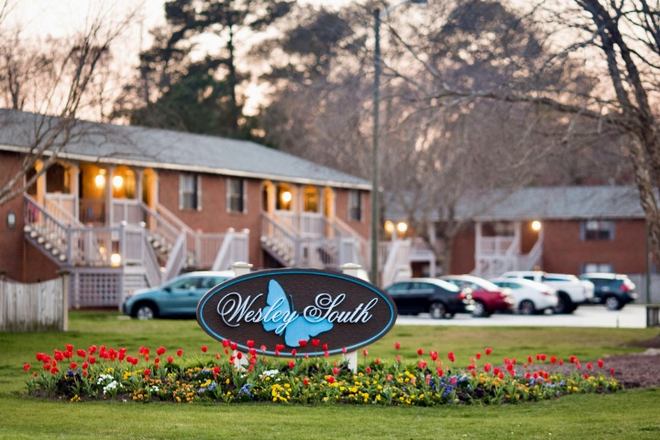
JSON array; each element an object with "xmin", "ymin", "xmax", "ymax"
[{"xmin": 395, "ymin": 304, "xmax": 652, "ymax": 328}]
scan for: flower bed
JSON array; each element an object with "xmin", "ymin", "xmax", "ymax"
[{"xmin": 22, "ymin": 342, "xmax": 620, "ymax": 405}]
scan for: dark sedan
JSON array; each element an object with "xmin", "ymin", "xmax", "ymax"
[{"xmin": 385, "ymin": 278, "xmax": 474, "ymax": 319}]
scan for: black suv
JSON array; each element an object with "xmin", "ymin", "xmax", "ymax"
[
  {"xmin": 579, "ymin": 273, "xmax": 638, "ymax": 310},
  {"xmin": 385, "ymin": 278, "xmax": 474, "ymax": 319}
]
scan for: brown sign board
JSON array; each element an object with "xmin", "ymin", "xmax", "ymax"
[{"xmin": 197, "ymin": 269, "xmax": 398, "ymax": 357}]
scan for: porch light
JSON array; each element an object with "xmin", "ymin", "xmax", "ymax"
[
  {"xmin": 112, "ymin": 175, "xmax": 124, "ymax": 189},
  {"xmin": 384, "ymin": 220, "xmax": 395, "ymax": 234},
  {"xmin": 281, "ymin": 191, "xmax": 292, "ymax": 204},
  {"xmin": 95, "ymin": 170, "xmax": 106, "ymax": 188},
  {"xmin": 397, "ymin": 222, "xmax": 408, "ymax": 235},
  {"xmin": 110, "ymin": 253, "xmax": 121, "ymax": 267},
  {"xmin": 531, "ymin": 220, "xmax": 542, "ymax": 231}
]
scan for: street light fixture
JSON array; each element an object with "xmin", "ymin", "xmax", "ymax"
[{"xmin": 371, "ymin": 0, "xmax": 428, "ymax": 285}]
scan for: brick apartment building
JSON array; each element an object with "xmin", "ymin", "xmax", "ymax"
[{"xmin": 0, "ymin": 110, "xmax": 373, "ymax": 307}]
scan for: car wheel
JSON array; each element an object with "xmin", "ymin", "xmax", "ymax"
[
  {"xmin": 429, "ymin": 302, "xmax": 447, "ymax": 319},
  {"xmin": 134, "ymin": 303, "xmax": 157, "ymax": 320},
  {"xmin": 605, "ymin": 296, "xmax": 623, "ymax": 311},
  {"xmin": 553, "ymin": 293, "xmax": 574, "ymax": 314},
  {"xmin": 519, "ymin": 300, "xmax": 535, "ymax": 315},
  {"xmin": 472, "ymin": 301, "xmax": 490, "ymax": 318}
]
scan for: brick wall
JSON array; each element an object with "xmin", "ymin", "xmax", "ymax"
[{"xmin": 541, "ymin": 219, "xmax": 646, "ymax": 275}]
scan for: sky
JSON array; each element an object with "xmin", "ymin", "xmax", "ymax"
[{"xmin": 6, "ymin": 0, "xmax": 358, "ymax": 115}]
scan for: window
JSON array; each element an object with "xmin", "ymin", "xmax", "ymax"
[
  {"xmin": 303, "ymin": 186, "xmax": 319, "ymax": 212},
  {"xmin": 348, "ymin": 190, "xmax": 362, "ymax": 221},
  {"xmin": 179, "ymin": 174, "xmax": 200, "ymax": 210},
  {"xmin": 582, "ymin": 263, "xmax": 614, "ymax": 273},
  {"xmin": 581, "ymin": 220, "xmax": 614, "ymax": 240},
  {"xmin": 227, "ymin": 178, "xmax": 246, "ymax": 213}
]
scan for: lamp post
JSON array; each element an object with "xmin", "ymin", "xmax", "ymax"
[{"xmin": 371, "ymin": 0, "xmax": 428, "ymax": 285}]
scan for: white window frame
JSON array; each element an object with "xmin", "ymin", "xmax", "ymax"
[
  {"xmin": 348, "ymin": 190, "xmax": 362, "ymax": 222},
  {"xmin": 226, "ymin": 177, "xmax": 247, "ymax": 213},
  {"xmin": 179, "ymin": 174, "xmax": 201, "ymax": 211}
]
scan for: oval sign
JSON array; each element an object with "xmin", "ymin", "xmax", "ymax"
[{"xmin": 197, "ymin": 269, "xmax": 398, "ymax": 357}]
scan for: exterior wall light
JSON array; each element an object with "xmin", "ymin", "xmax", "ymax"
[
  {"xmin": 110, "ymin": 253, "xmax": 122, "ymax": 267},
  {"xmin": 95, "ymin": 170, "xmax": 106, "ymax": 188},
  {"xmin": 112, "ymin": 175, "xmax": 124, "ymax": 189},
  {"xmin": 531, "ymin": 220, "xmax": 542, "ymax": 231}
]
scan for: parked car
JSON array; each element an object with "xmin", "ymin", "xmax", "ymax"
[
  {"xmin": 385, "ymin": 278, "xmax": 474, "ymax": 319},
  {"xmin": 440, "ymin": 274, "xmax": 515, "ymax": 317},
  {"xmin": 500, "ymin": 271, "xmax": 594, "ymax": 314},
  {"xmin": 579, "ymin": 273, "xmax": 638, "ymax": 310},
  {"xmin": 122, "ymin": 271, "xmax": 234, "ymax": 319},
  {"xmin": 490, "ymin": 277, "xmax": 559, "ymax": 315}
]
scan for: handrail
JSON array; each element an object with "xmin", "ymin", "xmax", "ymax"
[
  {"xmin": 24, "ymin": 194, "xmax": 70, "ymax": 263},
  {"xmin": 381, "ymin": 239, "xmax": 412, "ymax": 288},
  {"xmin": 163, "ymin": 233, "xmax": 186, "ymax": 281},
  {"xmin": 44, "ymin": 194, "xmax": 83, "ymax": 227},
  {"xmin": 142, "ymin": 232, "xmax": 162, "ymax": 287}
]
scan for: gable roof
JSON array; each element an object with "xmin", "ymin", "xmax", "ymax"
[
  {"xmin": 386, "ymin": 186, "xmax": 645, "ymax": 222},
  {"xmin": 0, "ymin": 110, "xmax": 370, "ymax": 190},
  {"xmin": 460, "ymin": 186, "xmax": 644, "ymax": 221}
]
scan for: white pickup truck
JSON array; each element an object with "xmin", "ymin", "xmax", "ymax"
[{"xmin": 500, "ymin": 271, "xmax": 594, "ymax": 314}]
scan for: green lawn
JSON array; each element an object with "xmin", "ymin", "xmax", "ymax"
[{"xmin": 1, "ymin": 311, "xmax": 659, "ymax": 439}]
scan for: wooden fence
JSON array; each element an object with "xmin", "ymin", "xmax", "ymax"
[{"xmin": 0, "ymin": 274, "xmax": 68, "ymax": 332}]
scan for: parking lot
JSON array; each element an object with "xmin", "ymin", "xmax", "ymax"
[{"xmin": 395, "ymin": 304, "xmax": 652, "ymax": 328}]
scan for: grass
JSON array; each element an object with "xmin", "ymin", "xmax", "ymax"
[{"xmin": 1, "ymin": 311, "xmax": 659, "ymax": 439}]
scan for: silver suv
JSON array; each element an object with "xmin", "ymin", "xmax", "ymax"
[{"xmin": 500, "ymin": 271, "xmax": 594, "ymax": 314}]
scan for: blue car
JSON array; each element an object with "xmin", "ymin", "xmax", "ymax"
[{"xmin": 122, "ymin": 271, "xmax": 234, "ymax": 319}]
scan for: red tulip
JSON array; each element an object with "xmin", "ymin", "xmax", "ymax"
[
  {"xmin": 328, "ymin": 376, "xmax": 335, "ymax": 384},
  {"xmin": 82, "ymin": 361, "xmax": 89, "ymax": 370},
  {"xmin": 177, "ymin": 349, "xmax": 183, "ymax": 356},
  {"xmin": 290, "ymin": 349, "xmax": 297, "ymax": 356},
  {"xmin": 559, "ymin": 359, "xmax": 564, "ymax": 365},
  {"xmin": 88, "ymin": 345, "xmax": 97, "ymax": 355},
  {"xmin": 157, "ymin": 346, "xmax": 166, "ymax": 356},
  {"xmin": 303, "ymin": 378, "xmax": 309, "ymax": 386},
  {"xmin": 610, "ymin": 368, "xmax": 615, "ymax": 375},
  {"xmin": 448, "ymin": 352, "xmax": 456, "ymax": 363},
  {"xmin": 583, "ymin": 373, "xmax": 589, "ymax": 379},
  {"xmin": 298, "ymin": 340, "xmax": 308, "ymax": 347},
  {"xmin": 201, "ymin": 346, "xmax": 208, "ymax": 353},
  {"xmin": 236, "ymin": 352, "xmax": 243, "ymax": 360},
  {"xmin": 246, "ymin": 340, "xmax": 255, "ymax": 348},
  {"xmin": 417, "ymin": 348, "xmax": 424, "ymax": 356},
  {"xmin": 50, "ymin": 367, "xmax": 59, "ymax": 374},
  {"xmin": 429, "ymin": 351, "xmax": 438, "ymax": 361},
  {"xmin": 550, "ymin": 355, "xmax": 557, "ymax": 364},
  {"xmin": 362, "ymin": 349, "xmax": 368, "ymax": 356},
  {"xmin": 222, "ymin": 339, "xmax": 230, "ymax": 348},
  {"xmin": 155, "ymin": 357, "xmax": 160, "ymax": 364},
  {"xmin": 311, "ymin": 339, "xmax": 320, "ymax": 347},
  {"xmin": 322, "ymin": 343, "xmax": 328, "ymax": 351},
  {"xmin": 396, "ymin": 355, "xmax": 402, "ymax": 363},
  {"xmin": 324, "ymin": 351, "xmax": 329, "ymax": 357},
  {"xmin": 333, "ymin": 367, "xmax": 340, "ymax": 375},
  {"xmin": 76, "ymin": 349, "xmax": 86, "ymax": 358},
  {"xmin": 587, "ymin": 362, "xmax": 592, "ymax": 370},
  {"xmin": 395, "ymin": 342, "xmax": 401, "ymax": 350},
  {"xmin": 167, "ymin": 356, "xmax": 174, "ymax": 363},
  {"xmin": 275, "ymin": 344, "xmax": 285, "ymax": 351},
  {"xmin": 476, "ymin": 352, "xmax": 482, "ymax": 360},
  {"xmin": 598, "ymin": 359, "xmax": 604, "ymax": 368},
  {"xmin": 23, "ymin": 363, "xmax": 30, "ymax": 372},
  {"xmin": 485, "ymin": 347, "xmax": 492, "ymax": 355},
  {"xmin": 288, "ymin": 360, "xmax": 295, "ymax": 369},
  {"xmin": 260, "ymin": 345, "xmax": 267, "ymax": 352},
  {"xmin": 144, "ymin": 369, "xmax": 151, "ymax": 377},
  {"xmin": 375, "ymin": 358, "xmax": 380, "ymax": 364},
  {"xmin": 527, "ymin": 356, "xmax": 533, "ymax": 363},
  {"xmin": 65, "ymin": 344, "xmax": 74, "ymax": 352},
  {"xmin": 342, "ymin": 347, "xmax": 347, "ymax": 354},
  {"xmin": 366, "ymin": 366, "xmax": 371, "ymax": 373},
  {"xmin": 470, "ymin": 370, "xmax": 476, "ymax": 377},
  {"xmin": 230, "ymin": 342, "xmax": 238, "ymax": 351},
  {"xmin": 70, "ymin": 362, "xmax": 77, "ymax": 370},
  {"xmin": 436, "ymin": 366, "xmax": 444, "ymax": 377},
  {"xmin": 484, "ymin": 363, "xmax": 492, "ymax": 372}
]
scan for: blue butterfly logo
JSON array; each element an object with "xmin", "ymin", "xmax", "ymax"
[{"xmin": 261, "ymin": 279, "xmax": 333, "ymax": 347}]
